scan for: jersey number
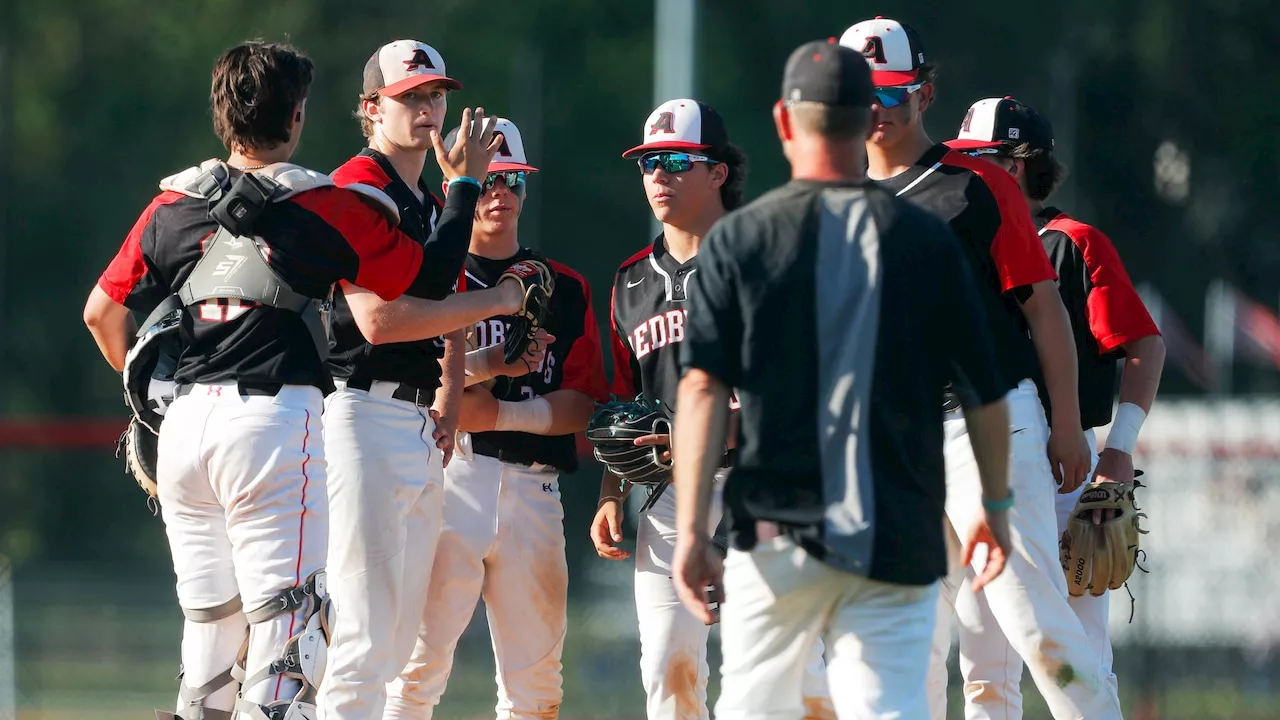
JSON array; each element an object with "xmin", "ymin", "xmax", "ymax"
[{"xmin": 198, "ymin": 298, "xmax": 257, "ymax": 323}]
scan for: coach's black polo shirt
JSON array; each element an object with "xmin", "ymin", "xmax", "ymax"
[{"xmin": 680, "ymin": 179, "xmax": 1008, "ymax": 585}]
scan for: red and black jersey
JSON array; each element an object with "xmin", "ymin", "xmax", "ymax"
[
  {"xmin": 608, "ymin": 236, "xmax": 697, "ymax": 410},
  {"xmin": 98, "ymin": 167, "xmax": 445, "ymax": 391},
  {"xmin": 876, "ymin": 143, "xmax": 1057, "ymax": 396},
  {"xmin": 327, "ymin": 148, "xmax": 475, "ymax": 395},
  {"xmin": 1036, "ymin": 207, "xmax": 1160, "ymax": 429},
  {"xmin": 460, "ymin": 249, "xmax": 608, "ymax": 473}
]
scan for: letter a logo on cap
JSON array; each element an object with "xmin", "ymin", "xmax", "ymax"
[
  {"xmin": 649, "ymin": 112, "xmax": 676, "ymax": 136},
  {"xmin": 860, "ymin": 36, "xmax": 886, "ymax": 64},
  {"xmin": 405, "ymin": 48, "xmax": 435, "ymax": 71}
]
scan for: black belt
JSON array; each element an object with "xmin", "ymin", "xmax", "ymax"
[
  {"xmin": 175, "ymin": 382, "xmax": 284, "ymax": 398},
  {"xmin": 341, "ymin": 378, "xmax": 437, "ymax": 408},
  {"xmin": 471, "ymin": 438, "xmax": 545, "ymax": 469}
]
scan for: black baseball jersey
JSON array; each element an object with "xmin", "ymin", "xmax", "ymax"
[
  {"xmin": 1035, "ymin": 207, "xmax": 1160, "ymax": 429},
  {"xmin": 327, "ymin": 149, "xmax": 472, "ymax": 396},
  {"xmin": 876, "ymin": 143, "xmax": 1057, "ymax": 398},
  {"xmin": 98, "ymin": 162, "xmax": 466, "ymax": 391},
  {"xmin": 680, "ymin": 179, "xmax": 1008, "ymax": 584},
  {"xmin": 461, "ymin": 249, "xmax": 609, "ymax": 473},
  {"xmin": 609, "ymin": 236, "xmax": 696, "ymax": 410}
]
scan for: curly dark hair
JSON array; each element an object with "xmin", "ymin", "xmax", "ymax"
[
  {"xmin": 1005, "ymin": 143, "xmax": 1067, "ymax": 201},
  {"xmin": 716, "ymin": 142, "xmax": 749, "ymax": 211},
  {"xmin": 211, "ymin": 41, "xmax": 314, "ymax": 152}
]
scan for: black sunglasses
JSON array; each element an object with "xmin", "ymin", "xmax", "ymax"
[{"xmin": 483, "ymin": 170, "xmax": 527, "ymax": 191}]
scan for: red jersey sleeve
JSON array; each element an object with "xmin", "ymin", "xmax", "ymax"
[
  {"xmin": 289, "ymin": 186, "xmax": 423, "ymax": 301},
  {"xmin": 608, "ymin": 281, "xmax": 639, "ymax": 398},
  {"xmin": 555, "ymin": 271, "xmax": 610, "ymax": 402},
  {"xmin": 1049, "ymin": 217, "xmax": 1161, "ymax": 353},
  {"xmin": 98, "ymin": 191, "xmax": 185, "ymax": 306},
  {"xmin": 946, "ymin": 150, "xmax": 1057, "ymax": 292},
  {"xmin": 332, "ymin": 155, "xmax": 393, "ymax": 190}
]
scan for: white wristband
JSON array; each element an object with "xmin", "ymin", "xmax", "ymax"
[
  {"xmin": 464, "ymin": 347, "xmax": 492, "ymax": 386},
  {"xmin": 494, "ymin": 397, "xmax": 553, "ymax": 434},
  {"xmin": 1104, "ymin": 402, "xmax": 1146, "ymax": 455}
]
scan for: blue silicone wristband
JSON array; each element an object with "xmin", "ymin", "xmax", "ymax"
[
  {"xmin": 448, "ymin": 176, "xmax": 481, "ymax": 189},
  {"xmin": 982, "ymin": 490, "xmax": 1015, "ymax": 513}
]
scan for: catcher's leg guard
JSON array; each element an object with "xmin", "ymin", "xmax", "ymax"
[
  {"xmin": 157, "ymin": 596, "xmax": 244, "ymax": 720},
  {"xmin": 232, "ymin": 570, "xmax": 333, "ymax": 720}
]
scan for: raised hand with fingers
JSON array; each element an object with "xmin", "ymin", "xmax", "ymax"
[{"xmin": 432, "ymin": 106, "xmax": 504, "ymax": 181}]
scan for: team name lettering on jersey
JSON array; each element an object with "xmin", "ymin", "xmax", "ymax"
[{"xmin": 631, "ymin": 309, "xmax": 685, "ymax": 358}]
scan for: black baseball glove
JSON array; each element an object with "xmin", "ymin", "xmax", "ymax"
[
  {"xmin": 499, "ymin": 256, "xmax": 556, "ymax": 364},
  {"xmin": 587, "ymin": 395, "xmax": 673, "ymax": 491}
]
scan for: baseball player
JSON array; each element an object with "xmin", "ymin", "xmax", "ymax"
[
  {"xmin": 588, "ymin": 99, "xmax": 833, "ymax": 720},
  {"xmin": 382, "ymin": 117, "xmax": 609, "ymax": 719},
  {"xmin": 81, "ymin": 41, "xmax": 525, "ymax": 720},
  {"xmin": 318, "ymin": 40, "xmax": 537, "ymax": 720},
  {"xmin": 671, "ymin": 39, "xmax": 1014, "ymax": 720},
  {"xmin": 840, "ymin": 17, "xmax": 1123, "ymax": 720},
  {"xmin": 946, "ymin": 96, "xmax": 1166, "ymax": 712}
]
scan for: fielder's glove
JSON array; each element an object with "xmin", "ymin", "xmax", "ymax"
[
  {"xmin": 116, "ymin": 417, "xmax": 160, "ymax": 514},
  {"xmin": 1060, "ymin": 477, "xmax": 1149, "ymax": 597},
  {"xmin": 587, "ymin": 395, "xmax": 673, "ymax": 495},
  {"xmin": 499, "ymin": 257, "xmax": 555, "ymax": 365}
]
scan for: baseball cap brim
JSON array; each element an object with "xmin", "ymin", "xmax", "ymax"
[
  {"xmin": 489, "ymin": 161, "xmax": 539, "ymax": 173},
  {"xmin": 620, "ymin": 140, "xmax": 713, "ymax": 159},
  {"xmin": 871, "ymin": 69, "xmax": 920, "ymax": 87},
  {"xmin": 944, "ymin": 139, "xmax": 1007, "ymax": 150},
  {"xmin": 380, "ymin": 74, "xmax": 463, "ymax": 97}
]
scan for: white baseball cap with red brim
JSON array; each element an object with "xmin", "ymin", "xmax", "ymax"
[
  {"xmin": 839, "ymin": 17, "xmax": 929, "ymax": 87},
  {"xmin": 364, "ymin": 40, "xmax": 462, "ymax": 97},
  {"xmin": 621, "ymin": 98, "xmax": 730, "ymax": 159},
  {"xmin": 444, "ymin": 117, "xmax": 539, "ymax": 173}
]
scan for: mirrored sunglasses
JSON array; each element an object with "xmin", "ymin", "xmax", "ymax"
[
  {"xmin": 638, "ymin": 152, "xmax": 719, "ymax": 175},
  {"xmin": 874, "ymin": 83, "xmax": 925, "ymax": 109},
  {"xmin": 483, "ymin": 170, "xmax": 527, "ymax": 191}
]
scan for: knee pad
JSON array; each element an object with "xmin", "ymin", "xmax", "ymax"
[
  {"xmin": 232, "ymin": 570, "xmax": 333, "ymax": 720},
  {"xmin": 166, "ymin": 597, "xmax": 245, "ymax": 720}
]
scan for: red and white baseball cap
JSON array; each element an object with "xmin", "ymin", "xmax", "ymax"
[
  {"xmin": 621, "ymin": 98, "xmax": 730, "ymax": 159},
  {"xmin": 363, "ymin": 40, "xmax": 462, "ymax": 97},
  {"xmin": 945, "ymin": 97, "xmax": 1056, "ymax": 152},
  {"xmin": 839, "ymin": 17, "xmax": 928, "ymax": 87},
  {"xmin": 444, "ymin": 117, "xmax": 539, "ymax": 173}
]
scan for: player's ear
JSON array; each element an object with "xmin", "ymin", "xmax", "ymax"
[
  {"xmin": 772, "ymin": 100, "xmax": 793, "ymax": 142},
  {"xmin": 709, "ymin": 159, "xmax": 728, "ymax": 189},
  {"xmin": 916, "ymin": 83, "xmax": 935, "ymax": 113}
]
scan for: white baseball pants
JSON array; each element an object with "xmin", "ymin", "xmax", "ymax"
[
  {"xmin": 715, "ymin": 535, "xmax": 939, "ymax": 720},
  {"xmin": 953, "ymin": 429, "xmax": 1116, "ymax": 720},
  {"xmin": 384, "ymin": 431, "xmax": 568, "ymax": 720},
  {"xmin": 635, "ymin": 480, "xmax": 834, "ymax": 720},
  {"xmin": 157, "ymin": 383, "xmax": 327, "ymax": 714},
  {"xmin": 317, "ymin": 386, "xmax": 445, "ymax": 720},
  {"xmin": 929, "ymin": 380, "xmax": 1121, "ymax": 720}
]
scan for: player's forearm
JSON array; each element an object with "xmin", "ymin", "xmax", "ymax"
[
  {"xmin": 434, "ymin": 328, "xmax": 465, "ymax": 422},
  {"xmin": 1117, "ymin": 334, "xmax": 1165, "ymax": 413},
  {"xmin": 350, "ymin": 285, "xmax": 517, "ymax": 345},
  {"xmin": 462, "ymin": 389, "xmax": 594, "ymax": 436},
  {"xmin": 1021, "ymin": 280, "xmax": 1083, "ymax": 429},
  {"xmin": 962, "ymin": 399, "xmax": 1012, "ymax": 502},
  {"xmin": 83, "ymin": 285, "xmax": 136, "ymax": 372},
  {"xmin": 599, "ymin": 469, "xmax": 630, "ymax": 503},
  {"xmin": 673, "ymin": 369, "xmax": 731, "ymax": 538},
  {"xmin": 541, "ymin": 389, "xmax": 597, "ymax": 435}
]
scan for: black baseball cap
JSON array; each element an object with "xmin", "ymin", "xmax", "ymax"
[
  {"xmin": 781, "ymin": 38, "xmax": 874, "ymax": 107},
  {"xmin": 945, "ymin": 97, "xmax": 1055, "ymax": 153}
]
